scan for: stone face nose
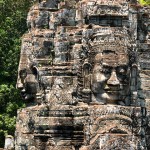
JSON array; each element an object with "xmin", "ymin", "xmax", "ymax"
[{"xmin": 107, "ymin": 71, "xmax": 120, "ymax": 85}]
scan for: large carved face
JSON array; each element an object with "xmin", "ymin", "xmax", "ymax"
[{"xmin": 91, "ymin": 50, "xmax": 130, "ymax": 105}]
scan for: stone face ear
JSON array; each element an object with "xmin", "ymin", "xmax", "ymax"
[{"xmin": 83, "ymin": 63, "xmax": 91, "ymax": 90}]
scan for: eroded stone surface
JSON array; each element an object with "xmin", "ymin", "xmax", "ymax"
[{"xmin": 16, "ymin": 0, "xmax": 150, "ymax": 149}]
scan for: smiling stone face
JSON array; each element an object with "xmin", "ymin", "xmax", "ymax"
[{"xmin": 91, "ymin": 50, "xmax": 130, "ymax": 105}]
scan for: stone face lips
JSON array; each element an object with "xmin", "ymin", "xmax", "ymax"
[{"xmin": 16, "ymin": 0, "xmax": 150, "ymax": 149}]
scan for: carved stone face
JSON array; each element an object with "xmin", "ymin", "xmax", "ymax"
[
  {"xmin": 91, "ymin": 50, "xmax": 130, "ymax": 104},
  {"xmin": 17, "ymin": 68, "xmax": 38, "ymax": 101}
]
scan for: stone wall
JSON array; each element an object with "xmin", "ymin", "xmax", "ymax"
[{"xmin": 16, "ymin": 0, "xmax": 150, "ymax": 149}]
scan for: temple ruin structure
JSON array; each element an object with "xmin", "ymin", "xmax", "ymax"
[{"xmin": 16, "ymin": 0, "xmax": 150, "ymax": 149}]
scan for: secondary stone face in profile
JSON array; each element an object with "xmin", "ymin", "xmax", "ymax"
[{"xmin": 16, "ymin": 0, "xmax": 150, "ymax": 149}]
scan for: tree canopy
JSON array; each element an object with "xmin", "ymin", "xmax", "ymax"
[
  {"xmin": 0, "ymin": 0, "xmax": 35, "ymax": 147},
  {"xmin": 139, "ymin": 0, "xmax": 150, "ymax": 5}
]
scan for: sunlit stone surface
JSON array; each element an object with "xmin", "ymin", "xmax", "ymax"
[{"xmin": 16, "ymin": 0, "xmax": 150, "ymax": 149}]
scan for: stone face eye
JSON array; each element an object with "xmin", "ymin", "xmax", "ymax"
[
  {"xmin": 19, "ymin": 69, "xmax": 27, "ymax": 79},
  {"xmin": 102, "ymin": 68, "xmax": 110, "ymax": 74},
  {"xmin": 102, "ymin": 67, "xmax": 112, "ymax": 74},
  {"xmin": 117, "ymin": 67, "xmax": 127, "ymax": 75},
  {"xmin": 119, "ymin": 68, "xmax": 125, "ymax": 73}
]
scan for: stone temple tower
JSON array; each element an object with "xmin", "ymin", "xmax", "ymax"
[{"xmin": 16, "ymin": 0, "xmax": 150, "ymax": 149}]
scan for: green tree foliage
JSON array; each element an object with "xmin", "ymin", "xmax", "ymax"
[
  {"xmin": 139, "ymin": 0, "xmax": 150, "ymax": 5},
  {"xmin": 0, "ymin": 0, "xmax": 35, "ymax": 147}
]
